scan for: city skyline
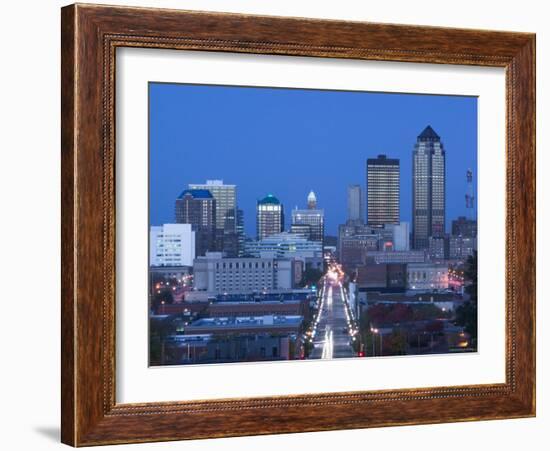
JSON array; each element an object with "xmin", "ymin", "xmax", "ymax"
[
  {"xmin": 149, "ymin": 83, "xmax": 478, "ymax": 236},
  {"xmin": 149, "ymin": 83, "xmax": 479, "ymax": 365}
]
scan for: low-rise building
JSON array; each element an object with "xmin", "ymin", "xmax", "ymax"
[
  {"xmin": 451, "ymin": 216, "xmax": 477, "ymax": 238},
  {"xmin": 208, "ymin": 299, "xmax": 309, "ymax": 318},
  {"xmin": 149, "ymin": 265, "xmax": 192, "ymax": 280},
  {"xmin": 161, "ymin": 334, "xmax": 298, "ymax": 364},
  {"xmin": 386, "ymin": 222, "xmax": 410, "ymax": 251},
  {"xmin": 244, "ymin": 232, "xmax": 323, "ymax": 270},
  {"xmin": 367, "ymin": 250, "xmax": 426, "ymax": 264},
  {"xmin": 428, "ymin": 235, "xmax": 449, "ymax": 261},
  {"xmin": 337, "ymin": 222, "xmax": 373, "ymax": 257},
  {"xmin": 185, "ymin": 314, "xmax": 303, "ymax": 335},
  {"xmin": 356, "ymin": 263, "xmax": 407, "ymax": 290},
  {"xmin": 449, "ymin": 236, "xmax": 476, "ymax": 260},
  {"xmin": 193, "ymin": 252, "xmax": 295, "ymax": 294},
  {"xmin": 340, "ymin": 234, "xmax": 379, "ymax": 268},
  {"xmin": 407, "ymin": 262, "xmax": 449, "ymax": 290}
]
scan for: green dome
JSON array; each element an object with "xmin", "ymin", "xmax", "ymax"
[{"xmin": 258, "ymin": 194, "xmax": 281, "ymax": 205}]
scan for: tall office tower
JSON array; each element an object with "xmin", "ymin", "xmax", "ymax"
[
  {"xmin": 291, "ymin": 191, "xmax": 325, "ymax": 244},
  {"xmin": 257, "ymin": 194, "xmax": 284, "ymax": 240},
  {"xmin": 150, "ymin": 224, "xmax": 195, "ymax": 267},
  {"xmin": 412, "ymin": 125, "xmax": 446, "ymax": 250},
  {"xmin": 307, "ymin": 190, "xmax": 317, "ymax": 209},
  {"xmin": 366, "ymin": 154, "xmax": 400, "ymax": 227},
  {"xmin": 174, "ymin": 189, "xmax": 216, "ymax": 256},
  {"xmin": 188, "ymin": 180, "xmax": 237, "ymax": 232},
  {"xmin": 347, "ymin": 184, "xmax": 364, "ymax": 224},
  {"xmin": 189, "ymin": 180, "xmax": 237, "ymax": 255}
]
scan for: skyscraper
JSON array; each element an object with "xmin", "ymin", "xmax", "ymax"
[
  {"xmin": 412, "ymin": 125, "xmax": 446, "ymax": 250},
  {"xmin": 291, "ymin": 191, "xmax": 325, "ymax": 244},
  {"xmin": 366, "ymin": 154, "xmax": 400, "ymax": 227},
  {"xmin": 189, "ymin": 180, "xmax": 237, "ymax": 255},
  {"xmin": 174, "ymin": 189, "xmax": 216, "ymax": 256},
  {"xmin": 256, "ymin": 194, "xmax": 284, "ymax": 240},
  {"xmin": 188, "ymin": 180, "xmax": 236, "ymax": 233},
  {"xmin": 347, "ymin": 184, "xmax": 364, "ymax": 224}
]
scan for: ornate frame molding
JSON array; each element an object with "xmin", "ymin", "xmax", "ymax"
[{"xmin": 61, "ymin": 4, "xmax": 535, "ymax": 446}]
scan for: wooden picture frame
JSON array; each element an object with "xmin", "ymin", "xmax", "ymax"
[{"xmin": 61, "ymin": 3, "xmax": 535, "ymax": 446}]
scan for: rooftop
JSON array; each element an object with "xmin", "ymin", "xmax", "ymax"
[
  {"xmin": 215, "ymin": 291, "xmax": 311, "ymax": 302},
  {"xmin": 258, "ymin": 194, "xmax": 281, "ymax": 205},
  {"xmin": 212, "ymin": 299, "xmax": 301, "ymax": 305},
  {"xmin": 189, "ymin": 180, "xmax": 236, "ymax": 188},
  {"xmin": 418, "ymin": 125, "xmax": 441, "ymax": 141},
  {"xmin": 367, "ymin": 154, "xmax": 399, "ymax": 165},
  {"xmin": 188, "ymin": 315, "xmax": 303, "ymax": 329},
  {"xmin": 178, "ymin": 189, "xmax": 213, "ymax": 199}
]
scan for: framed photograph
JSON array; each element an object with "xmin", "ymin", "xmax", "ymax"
[{"xmin": 61, "ymin": 4, "xmax": 535, "ymax": 446}]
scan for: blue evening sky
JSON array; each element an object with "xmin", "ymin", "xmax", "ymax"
[{"xmin": 149, "ymin": 83, "xmax": 477, "ymax": 236}]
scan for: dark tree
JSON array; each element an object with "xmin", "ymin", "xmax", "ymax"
[
  {"xmin": 455, "ymin": 251, "xmax": 478, "ymax": 346},
  {"xmin": 387, "ymin": 330, "xmax": 408, "ymax": 355},
  {"xmin": 299, "ymin": 267, "xmax": 323, "ymax": 288},
  {"xmin": 151, "ymin": 288, "xmax": 174, "ymax": 312},
  {"xmin": 149, "ymin": 315, "xmax": 177, "ymax": 365}
]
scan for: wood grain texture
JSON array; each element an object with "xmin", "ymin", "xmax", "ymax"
[{"xmin": 61, "ymin": 3, "xmax": 536, "ymax": 446}]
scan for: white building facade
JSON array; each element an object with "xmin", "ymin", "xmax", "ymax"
[
  {"xmin": 150, "ymin": 224, "xmax": 195, "ymax": 267},
  {"xmin": 407, "ymin": 262, "xmax": 449, "ymax": 291},
  {"xmin": 387, "ymin": 221, "xmax": 410, "ymax": 251},
  {"xmin": 245, "ymin": 232, "xmax": 322, "ymax": 258}
]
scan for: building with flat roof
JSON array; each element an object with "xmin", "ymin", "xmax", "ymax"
[
  {"xmin": 407, "ymin": 262, "xmax": 449, "ymax": 291},
  {"xmin": 207, "ymin": 299, "xmax": 309, "ymax": 318},
  {"xmin": 150, "ymin": 224, "xmax": 195, "ymax": 267},
  {"xmin": 428, "ymin": 235, "xmax": 449, "ymax": 261},
  {"xmin": 193, "ymin": 252, "xmax": 295, "ymax": 294},
  {"xmin": 452, "ymin": 216, "xmax": 477, "ymax": 238},
  {"xmin": 340, "ymin": 234, "xmax": 379, "ymax": 268},
  {"xmin": 244, "ymin": 232, "xmax": 323, "ymax": 270},
  {"xmin": 160, "ymin": 333, "xmax": 297, "ymax": 364},
  {"xmin": 386, "ymin": 222, "xmax": 410, "ymax": 251},
  {"xmin": 356, "ymin": 263, "xmax": 407, "ymax": 290},
  {"xmin": 347, "ymin": 184, "xmax": 364, "ymax": 224},
  {"xmin": 185, "ymin": 315, "xmax": 303, "ymax": 335},
  {"xmin": 449, "ymin": 235, "xmax": 476, "ymax": 260},
  {"xmin": 337, "ymin": 222, "xmax": 373, "ymax": 258},
  {"xmin": 149, "ymin": 265, "xmax": 192, "ymax": 280},
  {"xmin": 366, "ymin": 250, "xmax": 426, "ymax": 264},
  {"xmin": 367, "ymin": 154, "xmax": 400, "ymax": 227}
]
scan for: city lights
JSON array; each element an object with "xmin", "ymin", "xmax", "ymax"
[{"xmin": 148, "ymin": 84, "xmax": 478, "ymax": 366}]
